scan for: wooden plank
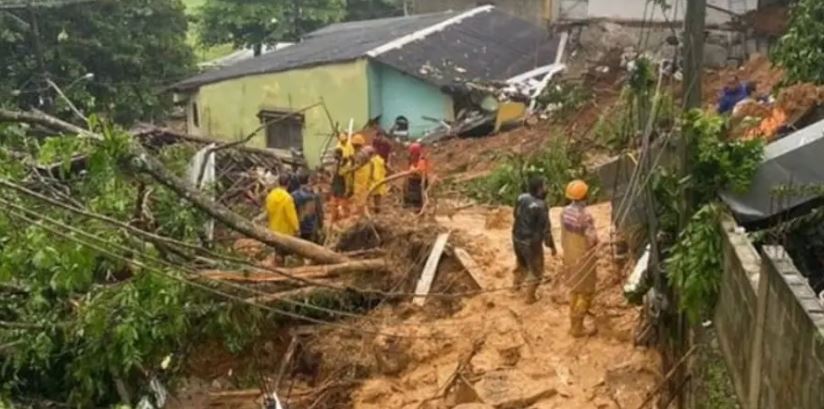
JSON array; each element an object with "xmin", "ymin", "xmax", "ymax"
[
  {"xmin": 413, "ymin": 232, "xmax": 451, "ymax": 306},
  {"xmin": 453, "ymin": 247, "xmax": 487, "ymax": 290}
]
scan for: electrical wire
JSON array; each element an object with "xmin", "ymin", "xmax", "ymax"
[
  {"xmin": 0, "ymin": 206, "xmax": 453, "ymax": 341},
  {"xmin": 0, "ymin": 178, "xmax": 601, "ymax": 301},
  {"xmin": 0, "ymin": 191, "xmax": 604, "ymax": 332}
]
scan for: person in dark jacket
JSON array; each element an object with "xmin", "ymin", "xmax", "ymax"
[
  {"xmin": 512, "ymin": 176, "xmax": 557, "ymax": 304},
  {"xmin": 291, "ymin": 172, "xmax": 324, "ymax": 244}
]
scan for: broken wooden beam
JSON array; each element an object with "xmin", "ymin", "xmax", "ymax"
[
  {"xmin": 413, "ymin": 232, "xmax": 451, "ymax": 306},
  {"xmin": 452, "ymin": 247, "xmax": 485, "ymax": 290},
  {"xmin": 201, "ymin": 259, "xmax": 387, "ymax": 284}
]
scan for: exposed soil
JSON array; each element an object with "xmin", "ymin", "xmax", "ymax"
[{"xmin": 310, "ymin": 203, "xmax": 660, "ymax": 409}]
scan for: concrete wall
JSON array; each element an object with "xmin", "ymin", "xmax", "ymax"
[
  {"xmin": 757, "ymin": 246, "xmax": 824, "ymax": 409},
  {"xmin": 191, "ymin": 59, "xmax": 370, "ymax": 166},
  {"xmin": 368, "ymin": 62, "xmax": 455, "ymax": 138},
  {"xmin": 716, "ymin": 215, "xmax": 824, "ymax": 409},
  {"xmin": 585, "ymin": 0, "xmax": 757, "ymax": 24},
  {"xmin": 411, "ymin": 0, "xmax": 550, "ymax": 26}
]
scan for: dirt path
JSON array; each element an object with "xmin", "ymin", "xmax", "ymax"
[{"xmin": 351, "ymin": 203, "xmax": 660, "ymax": 409}]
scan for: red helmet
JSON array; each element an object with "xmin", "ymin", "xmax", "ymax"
[{"xmin": 409, "ymin": 143, "xmax": 422, "ymax": 156}]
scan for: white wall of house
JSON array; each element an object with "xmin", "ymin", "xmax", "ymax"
[{"xmin": 559, "ymin": 0, "xmax": 758, "ymax": 24}]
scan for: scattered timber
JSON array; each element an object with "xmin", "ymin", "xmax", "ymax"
[
  {"xmin": 413, "ymin": 232, "xmax": 451, "ymax": 306},
  {"xmin": 201, "ymin": 259, "xmax": 388, "ymax": 284},
  {"xmin": 0, "ymin": 108, "xmax": 347, "ymax": 265}
]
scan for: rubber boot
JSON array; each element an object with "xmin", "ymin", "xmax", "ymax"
[
  {"xmin": 512, "ymin": 267, "xmax": 524, "ymax": 289},
  {"xmin": 525, "ymin": 280, "xmax": 539, "ymax": 304},
  {"xmin": 569, "ymin": 293, "xmax": 586, "ymax": 337}
]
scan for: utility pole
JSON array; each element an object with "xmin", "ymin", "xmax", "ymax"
[
  {"xmin": 671, "ymin": 4, "xmax": 706, "ymax": 408},
  {"xmin": 683, "ymin": 0, "xmax": 706, "ymax": 110}
]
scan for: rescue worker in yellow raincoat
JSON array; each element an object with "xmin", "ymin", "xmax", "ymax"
[
  {"xmin": 348, "ymin": 134, "xmax": 372, "ymax": 215},
  {"xmin": 369, "ymin": 147, "xmax": 388, "ymax": 214},
  {"xmin": 561, "ymin": 180, "xmax": 599, "ymax": 338},
  {"xmin": 336, "ymin": 132, "xmax": 356, "ymax": 197},
  {"xmin": 265, "ymin": 174, "xmax": 300, "ymax": 264}
]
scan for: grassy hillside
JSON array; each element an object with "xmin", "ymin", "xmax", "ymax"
[{"xmin": 182, "ymin": 0, "xmax": 234, "ymax": 63}]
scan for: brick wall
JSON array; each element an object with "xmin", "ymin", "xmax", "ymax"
[
  {"xmin": 715, "ymin": 215, "xmax": 762, "ymax": 404},
  {"xmin": 757, "ymin": 246, "xmax": 824, "ymax": 409},
  {"xmin": 715, "ymin": 214, "xmax": 824, "ymax": 409}
]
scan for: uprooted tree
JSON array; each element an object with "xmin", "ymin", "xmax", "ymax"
[{"xmin": 0, "ymin": 109, "xmax": 380, "ymax": 407}]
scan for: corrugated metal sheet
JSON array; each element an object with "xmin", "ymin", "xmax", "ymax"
[{"xmin": 722, "ymin": 119, "xmax": 824, "ymax": 224}]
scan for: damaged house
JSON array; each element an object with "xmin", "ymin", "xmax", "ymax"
[{"xmin": 172, "ymin": 6, "xmax": 561, "ymax": 166}]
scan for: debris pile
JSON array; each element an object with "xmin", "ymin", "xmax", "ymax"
[{"xmin": 731, "ymin": 83, "xmax": 824, "ymax": 141}]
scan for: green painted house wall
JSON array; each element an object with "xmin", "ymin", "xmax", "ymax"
[
  {"xmin": 367, "ymin": 62, "xmax": 454, "ymax": 138},
  {"xmin": 191, "ymin": 59, "xmax": 370, "ymax": 166}
]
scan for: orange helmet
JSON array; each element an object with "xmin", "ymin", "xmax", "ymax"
[
  {"xmin": 565, "ymin": 180, "xmax": 589, "ymax": 201},
  {"xmin": 351, "ymin": 134, "xmax": 366, "ymax": 146}
]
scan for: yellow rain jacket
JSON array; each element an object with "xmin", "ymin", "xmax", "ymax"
[
  {"xmin": 561, "ymin": 203, "xmax": 598, "ymax": 295},
  {"xmin": 370, "ymin": 154, "xmax": 387, "ymax": 196},
  {"xmin": 265, "ymin": 187, "xmax": 299, "ymax": 236},
  {"xmin": 352, "ymin": 152, "xmax": 373, "ymax": 206},
  {"xmin": 337, "ymin": 139, "xmax": 355, "ymax": 196}
]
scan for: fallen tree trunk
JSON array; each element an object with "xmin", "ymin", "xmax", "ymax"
[
  {"xmin": 201, "ymin": 259, "xmax": 387, "ymax": 284},
  {"xmin": 128, "ymin": 143, "xmax": 346, "ymax": 264},
  {"xmin": 0, "ymin": 108, "xmax": 347, "ymax": 265}
]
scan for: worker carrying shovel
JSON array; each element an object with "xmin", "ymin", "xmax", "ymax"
[
  {"xmin": 512, "ymin": 176, "xmax": 557, "ymax": 304},
  {"xmin": 561, "ymin": 180, "xmax": 599, "ymax": 338}
]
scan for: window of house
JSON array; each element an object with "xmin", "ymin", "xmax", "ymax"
[
  {"xmin": 259, "ymin": 109, "xmax": 304, "ymax": 150},
  {"xmin": 192, "ymin": 102, "xmax": 200, "ymax": 128}
]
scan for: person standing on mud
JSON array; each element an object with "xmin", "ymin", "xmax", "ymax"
[
  {"xmin": 330, "ymin": 148, "xmax": 350, "ymax": 224},
  {"xmin": 512, "ymin": 176, "xmax": 556, "ymax": 304},
  {"xmin": 561, "ymin": 180, "xmax": 599, "ymax": 338},
  {"xmin": 403, "ymin": 143, "xmax": 429, "ymax": 210}
]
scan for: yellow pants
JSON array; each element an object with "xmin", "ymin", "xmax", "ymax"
[{"xmin": 569, "ymin": 292, "xmax": 594, "ymax": 336}]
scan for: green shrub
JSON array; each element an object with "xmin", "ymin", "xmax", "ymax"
[{"xmin": 466, "ymin": 138, "xmax": 597, "ymax": 207}]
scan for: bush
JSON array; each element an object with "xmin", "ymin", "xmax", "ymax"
[
  {"xmin": 466, "ymin": 138, "xmax": 597, "ymax": 207},
  {"xmin": 773, "ymin": 0, "xmax": 824, "ymax": 84}
]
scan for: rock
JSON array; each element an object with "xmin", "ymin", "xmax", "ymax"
[
  {"xmin": 453, "ymin": 404, "xmax": 495, "ymax": 409},
  {"xmin": 498, "ymin": 346, "xmax": 522, "ymax": 367},
  {"xmin": 474, "ymin": 369, "xmax": 557, "ymax": 409}
]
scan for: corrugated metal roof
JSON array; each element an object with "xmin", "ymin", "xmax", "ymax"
[
  {"xmin": 722, "ymin": 118, "xmax": 824, "ymax": 225},
  {"xmin": 172, "ymin": 7, "xmax": 559, "ymax": 91},
  {"xmin": 374, "ymin": 9, "xmax": 560, "ymax": 87},
  {"xmin": 172, "ymin": 11, "xmax": 458, "ymax": 90}
]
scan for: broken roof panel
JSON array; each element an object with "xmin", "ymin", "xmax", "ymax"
[
  {"xmin": 172, "ymin": 7, "xmax": 559, "ymax": 91},
  {"xmin": 721, "ymin": 118, "xmax": 824, "ymax": 225},
  {"xmin": 373, "ymin": 9, "xmax": 560, "ymax": 87}
]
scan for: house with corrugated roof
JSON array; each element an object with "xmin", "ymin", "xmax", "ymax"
[{"xmin": 172, "ymin": 6, "xmax": 561, "ymax": 166}]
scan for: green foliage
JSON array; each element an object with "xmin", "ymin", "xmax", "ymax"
[
  {"xmin": 595, "ymin": 57, "xmax": 677, "ymax": 153},
  {"xmin": 344, "ymin": 0, "xmax": 404, "ymax": 21},
  {"xmin": 683, "ymin": 110, "xmax": 765, "ymax": 204},
  {"xmin": 666, "ymin": 204, "xmax": 722, "ymax": 324},
  {"xmin": 466, "ymin": 138, "xmax": 596, "ymax": 206},
  {"xmin": 536, "ymin": 81, "xmax": 593, "ymax": 117},
  {"xmin": 0, "ymin": 125, "xmax": 261, "ymax": 407},
  {"xmin": 0, "ymin": 0, "xmax": 195, "ymax": 125},
  {"xmin": 655, "ymin": 110, "xmax": 764, "ymax": 323},
  {"xmin": 196, "ymin": 0, "xmax": 346, "ymax": 52},
  {"xmin": 773, "ymin": 0, "xmax": 824, "ymax": 84}
]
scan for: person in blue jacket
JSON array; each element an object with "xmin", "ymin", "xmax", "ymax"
[{"xmin": 717, "ymin": 76, "xmax": 752, "ymax": 114}]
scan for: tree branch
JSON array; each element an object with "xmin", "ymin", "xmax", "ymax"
[{"xmin": 0, "ymin": 108, "xmax": 348, "ymax": 265}]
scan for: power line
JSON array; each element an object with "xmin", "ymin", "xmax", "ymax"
[
  {"xmin": 1, "ymin": 206, "xmax": 452, "ymax": 341},
  {"xmin": 0, "ymin": 0, "xmax": 98, "ymax": 10},
  {"xmin": 0, "ymin": 178, "xmax": 605, "ymax": 332},
  {"xmin": 0, "ymin": 178, "xmax": 599, "ymax": 301}
]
